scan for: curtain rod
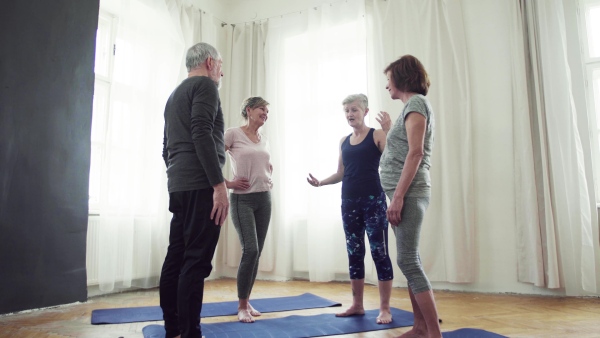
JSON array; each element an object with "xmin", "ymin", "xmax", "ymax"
[{"xmin": 225, "ymin": 0, "xmax": 354, "ymax": 27}]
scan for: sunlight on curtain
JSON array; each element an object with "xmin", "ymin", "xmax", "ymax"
[
  {"xmin": 284, "ymin": 21, "xmax": 369, "ymax": 281},
  {"xmin": 88, "ymin": 0, "xmax": 184, "ymax": 293},
  {"xmin": 365, "ymin": 0, "xmax": 475, "ymax": 284},
  {"xmin": 595, "ymin": 69, "xmax": 600, "ymax": 130},
  {"xmin": 167, "ymin": 0, "xmax": 225, "ymax": 80},
  {"xmin": 582, "ymin": 1, "xmax": 600, "ymax": 201},
  {"xmin": 255, "ymin": 0, "xmax": 371, "ymax": 282},
  {"xmin": 218, "ymin": 21, "xmax": 271, "ymax": 276},
  {"xmin": 585, "ymin": 3, "xmax": 600, "ymax": 58}
]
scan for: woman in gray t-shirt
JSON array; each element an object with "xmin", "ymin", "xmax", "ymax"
[{"xmin": 378, "ymin": 55, "xmax": 442, "ymax": 337}]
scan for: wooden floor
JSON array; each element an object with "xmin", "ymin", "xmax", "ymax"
[{"xmin": 1, "ymin": 278, "xmax": 599, "ymax": 337}]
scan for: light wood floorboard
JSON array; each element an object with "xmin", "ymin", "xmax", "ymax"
[{"xmin": 1, "ymin": 278, "xmax": 599, "ymax": 337}]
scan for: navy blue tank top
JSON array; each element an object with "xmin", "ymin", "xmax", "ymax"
[{"xmin": 341, "ymin": 128, "xmax": 384, "ymax": 198}]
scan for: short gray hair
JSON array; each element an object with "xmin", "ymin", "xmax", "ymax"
[
  {"xmin": 342, "ymin": 94, "xmax": 368, "ymax": 110},
  {"xmin": 241, "ymin": 97, "xmax": 270, "ymax": 119},
  {"xmin": 185, "ymin": 42, "xmax": 221, "ymax": 72}
]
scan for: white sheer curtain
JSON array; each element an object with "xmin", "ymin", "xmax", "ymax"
[
  {"xmin": 216, "ymin": 20, "xmax": 271, "ymax": 278},
  {"xmin": 90, "ymin": 0, "xmax": 183, "ymax": 293},
  {"xmin": 512, "ymin": 0, "xmax": 599, "ymax": 295},
  {"xmin": 89, "ymin": 0, "xmax": 600, "ymax": 296},
  {"xmin": 269, "ymin": 0, "xmax": 370, "ymax": 282},
  {"xmin": 89, "ymin": 0, "xmax": 225, "ymax": 293},
  {"xmin": 508, "ymin": 0, "xmax": 548, "ymax": 288},
  {"xmin": 167, "ymin": 0, "xmax": 226, "ymax": 80},
  {"xmin": 216, "ymin": 0, "xmax": 376, "ymax": 283},
  {"xmin": 165, "ymin": 0, "xmax": 229, "ymax": 281},
  {"xmin": 365, "ymin": 0, "xmax": 476, "ymax": 284}
]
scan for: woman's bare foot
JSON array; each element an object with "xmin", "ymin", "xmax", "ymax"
[
  {"xmin": 248, "ymin": 303, "xmax": 261, "ymax": 317},
  {"xmin": 396, "ymin": 327, "xmax": 427, "ymax": 338},
  {"xmin": 238, "ymin": 309, "xmax": 255, "ymax": 323},
  {"xmin": 376, "ymin": 309, "xmax": 393, "ymax": 324},
  {"xmin": 335, "ymin": 305, "xmax": 365, "ymax": 317}
]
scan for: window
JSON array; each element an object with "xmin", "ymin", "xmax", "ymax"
[
  {"xmin": 282, "ymin": 21, "xmax": 368, "ymax": 221},
  {"xmin": 579, "ymin": 0, "xmax": 600, "ymax": 199},
  {"xmin": 90, "ymin": 12, "xmax": 117, "ymax": 213},
  {"xmin": 278, "ymin": 18, "xmax": 369, "ymax": 274}
]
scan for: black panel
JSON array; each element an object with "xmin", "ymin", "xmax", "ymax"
[{"xmin": 0, "ymin": 0, "xmax": 99, "ymax": 314}]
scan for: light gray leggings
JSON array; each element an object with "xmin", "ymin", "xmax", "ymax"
[
  {"xmin": 386, "ymin": 193, "xmax": 432, "ymax": 294},
  {"xmin": 230, "ymin": 191, "xmax": 271, "ymax": 299}
]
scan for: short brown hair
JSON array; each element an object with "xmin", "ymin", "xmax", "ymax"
[
  {"xmin": 384, "ymin": 55, "xmax": 430, "ymax": 96},
  {"xmin": 240, "ymin": 97, "xmax": 269, "ymax": 119}
]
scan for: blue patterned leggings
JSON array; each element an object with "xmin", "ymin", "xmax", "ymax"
[{"xmin": 341, "ymin": 192, "xmax": 393, "ymax": 281}]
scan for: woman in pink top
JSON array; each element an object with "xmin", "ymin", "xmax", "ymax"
[{"xmin": 224, "ymin": 97, "xmax": 273, "ymax": 323}]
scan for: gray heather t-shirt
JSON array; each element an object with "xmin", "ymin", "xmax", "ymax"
[
  {"xmin": 162, "ymin": 76, "xmax": 226, "ymax": 193},
  {"xmin": 380, "ymin": 94, "xmax": 434, "ymax": 197}
]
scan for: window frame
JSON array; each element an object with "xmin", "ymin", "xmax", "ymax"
[{"xmin": 89, "ymin": 11, "xmax": 118, "ymax": 215}]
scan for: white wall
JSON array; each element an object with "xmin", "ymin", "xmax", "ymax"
[{"xmin": 204, "ymin": 0, "xmax": 592, "ymax": 296}]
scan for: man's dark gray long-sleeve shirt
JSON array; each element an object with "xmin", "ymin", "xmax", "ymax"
[{"xmin": 162, "ymin": 76, "xmax": 225, "ymax": 193}]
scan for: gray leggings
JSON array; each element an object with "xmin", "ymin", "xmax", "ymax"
[
  {"xmin": 386, "ymin": 193, "xmax": 432, "ymax": 294},
  {"xmin": 230, "ymin": 191, "xmax": 271, "ymax": 299}
]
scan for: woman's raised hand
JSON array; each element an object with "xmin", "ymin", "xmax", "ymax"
[
  {"xmin": 306, "ymin": 173, "xmax": 321, "ymax": 187},
  {"xmin": 376, "ymin": 111, "xmax": 391, "ymax": 134}
]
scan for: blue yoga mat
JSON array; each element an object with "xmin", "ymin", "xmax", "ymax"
[
  {"xmin": 443, "ymin": 328, "xmax": 508, "ymax": 337},
  {"xmin": 142, "ymin": 307, "xmax": 415, "ymax": 338},
  {"xmin": 91, "ymin": 293, "xmax": 341, "ymax": 325}
]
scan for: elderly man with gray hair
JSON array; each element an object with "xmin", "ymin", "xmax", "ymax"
[{"xmin": 160, "ymin": 42, "xmax": 227, "ymax": 338}]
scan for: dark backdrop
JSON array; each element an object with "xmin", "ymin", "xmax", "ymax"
[{"xmin": 0, "ymin": 0, "xmax": 99, "ymax": 314}]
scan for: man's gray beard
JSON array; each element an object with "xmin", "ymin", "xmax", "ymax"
[{"xmin": 214, "ymin": 79, "xmax": 222, "ymax": 90}]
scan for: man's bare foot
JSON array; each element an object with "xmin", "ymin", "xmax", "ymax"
[
  {"xmin": 396, "ymin": 327, "xmax": 427, "ymax": 338},
  {"xmin": 376, "ymin": 309, "xmax": 393, "ymax": 324},
  {"xmin": 238, "ymin": 309, "xmax": 255, "ymax": 323},
  {"xmin": 248, "ymin": 303, "xmax": 261, "ymax": 317},
  {"xmin": 335, "ymin": 305, "xmax": 365, "ymax": 317}
]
